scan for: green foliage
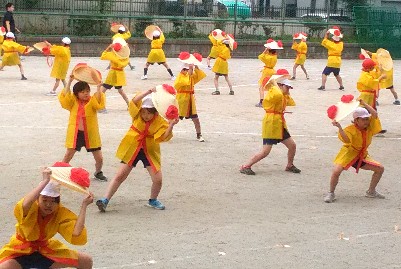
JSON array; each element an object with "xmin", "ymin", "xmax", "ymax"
[
  {"xmin": 262, "ymin": 25, "xmax": 274, "ymax": 37},
  {"xmin": 19, "ymin": 0, "xmax": 41, "ymax": 9},
  {"xmin": 302, "ymin": 18, "xmax": 326, "ymax": 38},
  {"xmin": 133, "ymin": 17, "xmax": 154, "ymax": 37},
  {"xmin": 343, "ymin": 0, "xmax": 368, "ymax": 12},
  {"xmin": 167, "ymin": 18, "xmax": 197, "ymax": 38}
]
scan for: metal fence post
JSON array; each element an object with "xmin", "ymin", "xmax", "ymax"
[
  {"xmin": 70, "ymin": 0, "xmax": 75, "ymax": 36},
  {"xmin": 233, "ymin": 0, "xmax": 238, "ymax": 37},
  {"xmin": 326, "ymin": 0, "xmax": 331, "ymax": 31},
  {"xmin": 129, "ymin": 0, "xmax": 133, "ymax": 30},
  {"xmin": 280, "ymin": 0, "xmax": 285, "ymax": 38},
  {"xmin": 183, "ymin": 0, "xmax": 188, "ymax": 38}
]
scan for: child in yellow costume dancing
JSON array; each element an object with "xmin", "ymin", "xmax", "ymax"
[
  {"xmin": 0, "ymin": 167, "xmax": 94, "ymax": 269},
  {"xmin": 0, "ymin": 32, "xmax": 29, "ymax": 80},
  {"xmin": 290, "ymin": 32, "xmax": 309, "ymax": 80},
  {"xmin": 109, "ymin": 24, "xmax": 135, "ymax": 71}
]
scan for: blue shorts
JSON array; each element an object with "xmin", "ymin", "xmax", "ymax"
[
  {"xmin": 322, "ymin": 66, "xmax": 340, "ymax": 76},
  {"xmin": 263, "ymin": 129, "xmax": 291, "ymax": 145},
  {"xmin": 14, "ymin": 252, "xmax": 54, "ymax": 269},
  {"xmin": 123, "ymin": 148, "xmax": 151, "ymax": 168}
]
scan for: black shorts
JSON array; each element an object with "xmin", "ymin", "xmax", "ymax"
[
  {"xmin": 75, "ymin": 130, "xmax": 101, "ymax": 152},
  {"xmin": 179, "ymin": 114, "xmax": 198, "ymax": 120},
  {"xmin": 14, "ymin": 252, "xmax": 54, "ymax": 269},
  {"xmin": 351, "ymin": 159, "xmax": 367, "ymax": 169},
  {"xmin": 263, "ymin": 129, "xmax": 291, "ymax": 145},
  {"xmin": 124, "ymin": 148, "xmax": 151, "ymax": 168},
  {"xmin": 322, "ymin": 66, "xmax": 340, "ymax": 76},
  {"xmin": 386, "ymin": 86, "xmax": 394, "ymax": 89},
  {"xmin": 147, "ymin": 62, "xmax": 165, "ymax": 65},
  {"xmin": 103, "ymin": 83, "xmax": 122, "ymax": 90},
  {"xmin": 215, "ymin": 73, "xmax": 227, "ymax": 76}
]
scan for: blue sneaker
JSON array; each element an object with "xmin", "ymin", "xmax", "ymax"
[
  {"xmin": 96, "ymin": 198, "xmax": 109, "ymax": 212},
  {"xmin": 147, "ymin": 199, "xmax": 165, "ymax": 210}
]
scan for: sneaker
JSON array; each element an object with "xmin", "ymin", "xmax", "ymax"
[
  {"xmin": 197, "ymin": 135, "xmax": 205, "ymax": 142},
  {"xmin": 339, "ymin": 86, "xmax": 345, "ymax": 90},
  {"xmin": 171, "ymin": 76, "xmax": 176, "ymax": 81},
  {"xmin": 285, "ymin": 165, "xmax": 301, "ymax": 173},
  {"xmin": 207, "ymin": 66, "xmax": 212, "ymax": 70},
  {"xmin": 141, "ymin": 75, "xmax": 148, "ymax": 80},
  {"xmin": 147, "ymin": 199, "xmax": 165, "ymax": 210},
  {"xmin": 394, "ymin": 100, "xmax": 400, "ymax": 105},
  {"xmin": 94, "ymin": 171, "xmax": 108, "ymax": 182},
  {"xmin": 45, "ymin": 92, "xmax": 57, "ymax": 96},
  {"xmin": 365, "ymin": 190, "xmax": 385, "ymax": 199},
  {"xmin": 306, "ymin": 76, "xmax": 310, "ymax": 80},
  {"xmin": 98, "ymin": 109, "xmax": 108, "ymax": 114},
  {"xmin": 229, "ymin": 90, "xmax": 234, "ymax": 95},
  {"xmin": 324, "ymin": 192, "xmax": 335, "ymax": 203},
  {"xmin": 255, "ymin": 102, "xmax": 262, "ymax": 108},
  {"xmin": 21, "ymin": 76, "xmax": 27, "ymax": 80},
  {"xmin": 240, "ymin": 165, "xmax": 256, "ymax": 175},
  {"xmin": 211, "ymin": 90, "xmax": 220, "ymax": 95},
  {"xmin": 289, "ymin": 76, "xmax": 295, "ymax": 80},
  {"xmin": 96, "ymin": 198, "xmax": 109, "ymax": 212},
  {"xmin": 378, "ymin": 129, "xmax": 387, "ymax": 134},
  {"xmin": 130, "ymin": 66, "xmax": 135, "ymax": 70},
  {"xmin": 317, "ymin": 86, "xmax": 325, "ymax": 91}
]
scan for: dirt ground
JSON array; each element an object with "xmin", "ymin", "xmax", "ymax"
[{"xmin": 1, "ymin": 56, "xmax": 401, "ymax": 269}]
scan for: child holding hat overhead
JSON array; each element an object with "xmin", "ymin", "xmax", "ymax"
[
  {"xmin": 96, "ymin": 87, "xmax": 179, "ymax": 212},
  {"xmin": 290, "ymin": 33, "xmax": 309, "ymax": 80},
  {"xmin": 141, "ymin": 27, "xmax": 175, "ymax": 81},
  {"xmin": 0, "ymin": 32, "xmax": 29, "ymax": 80},
  {"xmin": 174, "ymin": 52, "xmax": 207, "ymax": 142},
  {"xmin": 206, "ymin": 29, "xmax": 225, "ymax": 69},
  {"xmin": 318, "ymin": 27, "xmax": 345, "ymax": 91},
  {"xmin": 58, "ymin": 74, "xmax": 108, "ymax": 182},
  {"xmin": 240, "ymin": 69, "xmax": 301, "ymax": 175},
  {"xmin": 324, "ymin": 100, "xmax": 385, "ymax": 203},
  {"xmin": 0, "ymin": 167, "xmax": 94, "ymax": 269},
  {"xmin": 44, "ymin": 37, "xmax": 71, "ymax": 96},
  {"xmin": 109, "ymin": 24, "xmax": 135, "ymax": 71},
  {"xmin": 255, "ymin": 39, "xmax": 283, "ymax": 107}
]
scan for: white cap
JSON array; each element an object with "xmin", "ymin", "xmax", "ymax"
[
  {"xmin": 182, "ymin": 63, "xmax": 190, "ymax": 69},
  {"xmin": 152, "ymin": 30, "xmax": 161, "ymax": 37},
  {"xmin": 141, "ymin": 94, "xmax": 155, "ymax": 108},
  {"xmin": 118, "ymin": 26, "xmax": 126, "ymax": 32},
  {"xmin": 40, "ymin": 181, "xmax": 61, "ymax": 197},
  {"xmin": 278, "ymin": 79, "xmax": 293, "ymax": 89},
  {"xmin": 62, "ymin": 37, "xmax": 71, "ymax": 45},
  {"xmin": 5, "ymin": 32, "xmax": 15, "ymax": 38},
  {"xmin": 353, "ymin": 107, "xmax": 370, "ymax": 119}
]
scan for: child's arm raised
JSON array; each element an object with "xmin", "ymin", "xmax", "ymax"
[
  {"xmin": 132, "ymin": 87, "xmax": 155, "ymax": 104},
  {"xmin": 332, "ymin": 120, "xmax": 350, "ymax": 144},
  {"xmin": 94, "ymin": 83, "xmax": 103, "ymax": 103},
  {"xmin": 160, "ymin": 118, "xmax": 179, "ymax": 141},
  {"xmin": 22, "ymin": 168, "xmax": 52, "ymax": 216},
  {"xmin": 63, "ymin": 74, "xmax": 74, "ymax": 94},
  {"xmin": 359, "ymin": 99, "xmax": 378, "ymax": 119},
  {"xmin": 72, "ymin": 192, "xmax": 94, "ymax": 237}
]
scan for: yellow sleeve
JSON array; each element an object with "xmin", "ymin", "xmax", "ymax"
[
  {"xmin": 122, "ymin": 31, "xmax": 131, "ymax": 40},
  {"xmin": 321, "ymin": 38, "xmax": 333, "ymax": 50},
  {"xmin": 265, "ymin": 87, "xmax": 282, "ymax": 103},
  {"xmin": 208, "ymin": 34, "xmax": 217, "ymax": 45},
  {"xmin": 14, "ymin": 198, "xmax": 37, "ymax": 224},
  {"xmin": 192, "ymin": 68, "xmax": 206, "ymax": 85},
  {"xmin": 291, "ymin": 42, "xmax": 298, "ymax": 51},
  {"xmin": 100, "ymin": 50, "xmax": 114, "ymax": 61},
  {"xmin": 285, "ymin": 95, "xmax": 296, "ymax": 106},
  {"xmin": 222, "ymin": 47, "xmax": 231, "ymax": 60},
  {"xmin": 58, "ymin": 90, "xmax": 76, "ymax": 111},
  {"xmin": 15, "ymin": 43, "xmax": 27, "ymax": 54},
  {"xmin": 128, "ymin": 99, "xmax": 141, "ymax": 119},
  {"xmin": 154, "ymin": 117, "xmax": 173, "ymax": 143},
  {"xmin": 299, "ymin": 42, "xmax": 307, "ymax": 54},
  {"xmin": 160, "ymin": 32, "xmax": 165, "ymax": 43},
  {"xmin": 368, "ymin": 117, "xmax": 382, "ymax": 135},
  {"xmin": 57, "ymin": 207, "xmax": 87, "ymax": 245},
  {"xmin": 339, "ymin": 126, "xmax": 353, "ymax": 145},
  {"xmin": 362, "ymin": 73, "xmax": 380, "ymax": 90},
  {"xmin": 173, "ymin": 74, "xmax": 190, "ymax": 89},
  {"xmin": 50, "ymin": 45, "xmax": 64, "ymax": 56},
  {"xmin": 88, "ymin": 92, "xmax": 106, "ymax": 110}
]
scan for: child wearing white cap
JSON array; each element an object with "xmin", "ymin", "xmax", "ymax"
[
  {"xmin": 44, "ymin": 37, "xmax": 72, "ymax": 96},
  {"xmin": 211, "ymin": 37, "xmax": 234, "ymax": 95},
  {"xmin": 108, "ymin": 24, "xmax": 135, "ymax": 71},
  {"xmin": 324, "ymin": 99, "xmax": 385, "ymax": 203},
  {"xmin": 96, "ymin": 88, "xmax": 178, "ymax": 212},
  {"xmin": 0, "ymin": 31, "xmax": 29, "ymax": 79},
  {"xmin": 290, "ymin": 33, "xmax": 309, "ymax": 80},
  {"xmin": 0, "ymin": 167, "xmax": 94, "ymax": 268}
]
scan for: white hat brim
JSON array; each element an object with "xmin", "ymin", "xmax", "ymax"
[
  {"xmin": 361, "ymin": 48, "xmax": 371, "ymax": 59},
  {"xmin": 49, "ymin": 167, "xmax": 90, "ymax": 195},
  {"xmin": 334, "ymin": 100, "xmax": 360, "ymax": 122}
]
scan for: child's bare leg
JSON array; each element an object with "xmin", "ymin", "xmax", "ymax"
[
  {"xmin": 243, "ymin": 144, "xmax": 273, "ymax": 167},
  {"xmin": 61, "ymin": 79, "xmax": 67, "ymax": 88},
  {"xmin": 117, "ymin": 88, "xmax": 130, "ymax": 106},
  {"xmin": 104, "ymin": 163, "xmax": 133, "ymax": 200},
  {"xmin": 320, "ymin": 74, "xmax": 327, "ymax": 87},
  {"xmin": 300, "ymin": 65, "xmax": 308, "ymax": 78},
  {"xmin": 0, "ymin": 64, "xmax": 4, "ymax": 71},
  {"xmin": 389, "ymin": 87, "xmax": 399, "ymax": 100},
  {"xmin": 192, "ymin": 117, "xmax": 201, "ymax": 134},
  {"xmin": 146, "ymin": 167, "xmax": 162, "ymax": 199},
  {"xmin": 62, "ymin": 148, "xmax": 77, "ymax": 163},
  {"xmin": 281, "ymin": 137, "xmax": 296, "ymax": 169},
  {"xmin": 91, "ymin": 150, "xmax": 103, "ymax": 174},
  {"xmin": 360, "ymin": 164, "xmax": 384, "ymax": 193},
  {"xmin": 213, "ymin": 75, "xmax": 219, "ymax": 93},
  {"xmin": 335, "ymin": 75, "xmax": 344, "ymax": 87},
  {"xmin": 329, "ymin": 164, "xmax": 344, "ymax": 193},
  {"xmin": 224, "ymin": 75, "xmax": 233, "ymax": 92},
  {"xmin": 51, "ymin": 252, "xmax": 93, "ymax": 269},
  {"xmin": 162, "ymin": 62, "xmax": 174, "ymax": 77},
  {"xmin": 101, "ymin": 85, "xmax": 107, "ymax": 93},
  {"xmin": 18, "ymin": 64, "xmax": 26, "ymax": 77},
  {"xmin": 0, "ymin": 259, "xmax": 21, "ymax": 269},
  {"xmin": 292, "ymin": 64, "xmax": 299, "ymax": 78},
  {"xmin": 207, "ymin": 56, "xmax": 211, "ymax": 67},
  {"xmin": 52, "ymin": 79, "xmax": 60, "ymax": 93}
]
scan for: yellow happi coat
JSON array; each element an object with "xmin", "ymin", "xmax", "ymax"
[
  {"xmin": 357, "ymin": 70, "xmax": 380, "ymax": 109},
  {"xmin": 291, "ymin": 41, "xmax": 307, "ymax": 65},
  {"xmin": 116, "ymin": 99, "xmax": 173, "ymax": 172},
  {"xmin": 0, "ymin": 35, "xmax": 4, "ymax": 55},
  {"xmin": 208, "ymin": 34, "xmax": 219, "ymax": 58},
  {"xmin": 58, "ymin": 90, "xmax": 105, "ymax": 149},
  {"xmin": 334, "ymin": 117, "xmax": 382, "ymax": 172},
  {"xmin": 212, "ymin": 42, "xmax": 231, "ymax": 75},
  {"xmin": 371, "ymin": 53, "xmax": 393, "ymax": 89},
  {"xmin": 0, "ymin": 199, "xmax": 87, "ymax": 266},
  {"xmin": 1, "ymin": 39, "xmax": 26, "ymax": 66},
  {"xmin": 101, "ymin": 50, "xmax": 129, "ymax": 86},
  {"xmin": 258, "ymin": 52, "xmax": 277, "ymax": 85},
  {"xmin": 112, "ymin": 30, "xmax": 131, "ymax": 41},
  {"xmin": 50, "ymin": 45, "xmax": 71, "ymax": 80},
  {"xmin": 321, "ymin": 38, "xmax": 343, "ymax": 68},
  {"xmin": 262, "ymin": 85, "xmax": 295, "ymax": 139},
  {"xmin": 174, "ymin": 68, "xmax": 206, "ymax": 118},
  {"xmin": 147, "ymin": 33, "xmax": 166, "ymax": 63}
]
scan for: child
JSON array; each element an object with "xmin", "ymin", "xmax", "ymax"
[
  {"xmin": 318, "ymin": 27, "xmax": 344, "ymax": 91},
  {"xmin": 0, "ymin": 168, "xmax": 93, "ymax": 269},
  {"xmin": 174, "ymin": 62, "xmax": 206, "ymax": 142},
  {"xmin": 141, "ymin": 28, "xmax": 175, "ymax": 80},
  {"xmin": 58, "ymin": 75, "xmax": 108, "ymax": 181},
  {"xmin": 96, "ymin": 88, "xmax": 178, "ymax": 212},
  {"xmin": 0, "ymin": 27, "xmax": 5, "ymax": 58},
  {"xmin": 290, "ymin": 33, "xmax": 309, "ymax": 80},
  {"xmin": 108, "ymin": 25, "xmax": 135, "ymax": 71},
  {"xmin": 324, "ymin": 101, "xmax": 385, "ymax": 203},
  {"xmin": 206, "ymin": 31, "xmax": 219, "ymax": 69},
  {"xmin": 255, "ymin": 39, "xmax": 283, "ymax": 107},
  {"xmin": 357, "ymin": 59, "xmax": 386, "ymax": 110},
  {"xmin": 211, "ymin": 37, "xmax": 234, "ymax": 95},
  {"xmin": 240, "ymin": 70, "xmax": 301, "ymax": 175},
  {"xmin": 0, "ymin": 32, "xmax": 29, "ymax": 80},
  {"xmin": 45, "ymin": 37, "xmax": 71, "ymax": 96},
  {"xmin": 100, "ymin": 43, "xmax": 130, "ymax": 109}
]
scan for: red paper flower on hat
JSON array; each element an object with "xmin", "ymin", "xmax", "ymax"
[
  {"xmin": 276, "ymin": 69, "xmax": 289, "ymax": 75},
  {"xmin": 165, "ymin": 105, "xmax": 178, "ymax": 120},
  {"xmin": 228, "ymin": 34, "xmax": 234, "ymax": 39},
  {"xmin": 178, "ymin": 51, "xmax": 190, "ymax": 60},
  {"xmin": 327, "ymin": 105, "xmax": 338, "ymax": 120},
  {"xmin": 301, "ymin": 32, "xmax": 308, "ymax": 36},
  {"xmin": 233, "ymin": 41, "xmax": 238, "ymax": 50},
  {"xmin": 266, "ymin": 38, "xmax": 273, "ymax": 43},
  {"xmin": 111, "ymin": 22, "xmax": 118, "ymax": 26},
  {"xmin": 192, "ymin": 52, "xmax": 202, "ymax": 62},
  {"xmin": 334, "ymin": 29, "xmax": 341, "ymax": 36},
  {"xmin": 332, "ymin": 26, "xmax": 340, "ymax": 30},
  {"xmin": 0, "ymin": 26, "xmax": 5, "ymax": 32},
  {"xmin": 212, "ymin": 30, "xmax": 217, "ymax": 36},
  {"xmin": 362, "ymin": 59, "xmax": 376, "ymax": 69},
  {"xmin": 277, "ymin": 40, "xmax": 283, "ymax": 47},
  {"xmin": 113, "ymin": 43, "xmax": 122, "ymax": 52},
  {"xmin": 221, "ymin": 31, "xmax": 226, "ymax": 37},
  {"xmin": 52, "ymin": 162, "xmax": 71, "ymax": 167},
  {"xmin": 42, "ymin": 47, "xmax": 50, "ymax": 56},
  {"xmin": 162, "ymin": 84, "xmax": 176, "ymax": 95},
  {"xmin": 358, "ymin": 53, "xmax": 366, "ymax": 60},
  {"xmin": 341, "ymin": 95, "xmax": 354, "ymax": 103},
  {"xmin": 294, "ymin": 33, "xmax": 300, "ymax": 38},
  {"xmin": 70, "ymin": 168, "xmax": 90, "ymax": 188}
]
